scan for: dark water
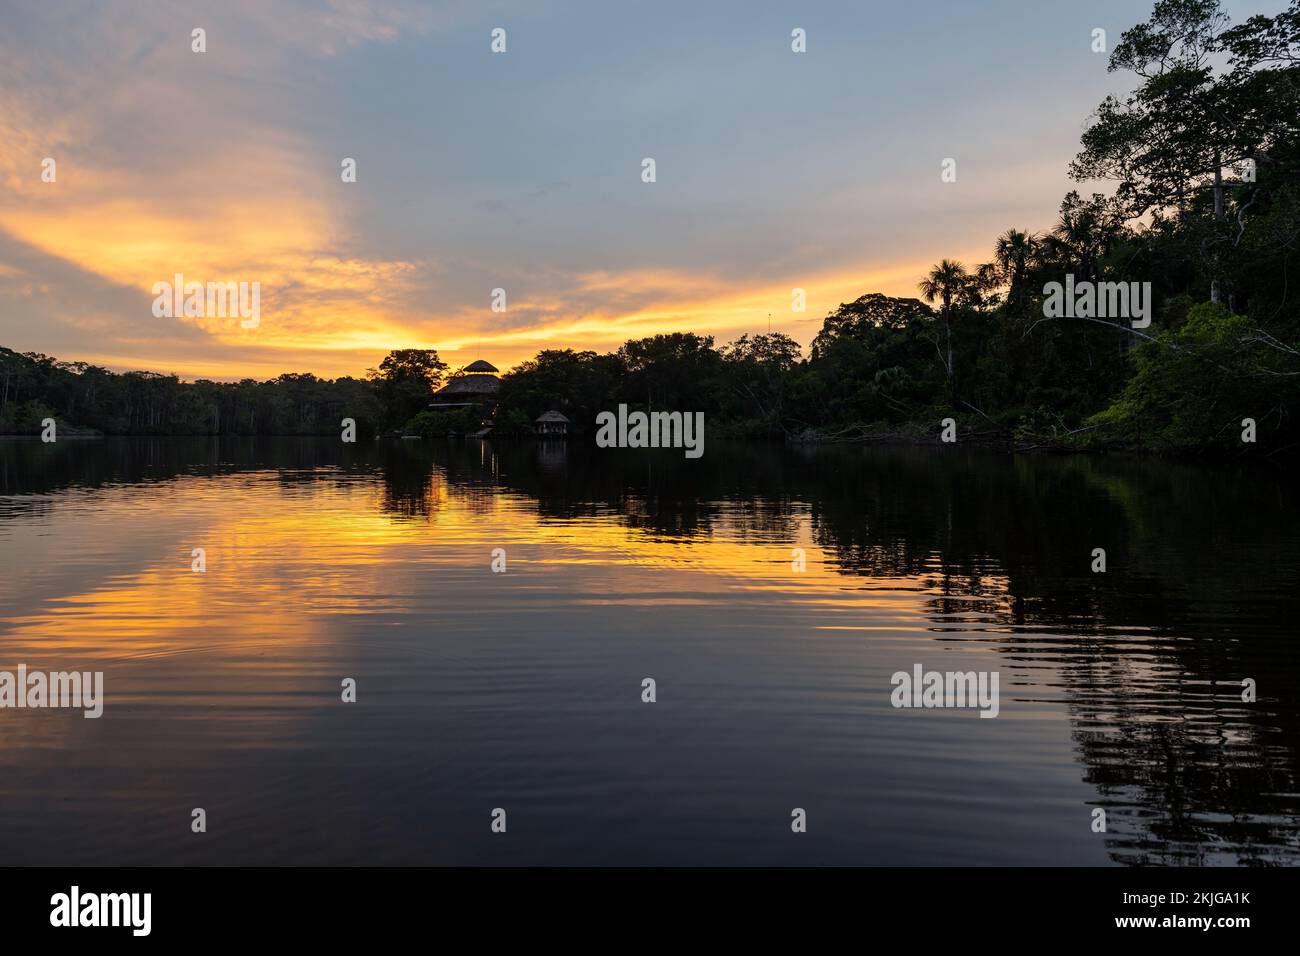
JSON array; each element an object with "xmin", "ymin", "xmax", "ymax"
[{"xmin": 0, "ymin": 437, "xmax": 1297, "ymax": 866}]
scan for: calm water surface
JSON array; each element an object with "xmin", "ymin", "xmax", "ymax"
[{"xmin": 0, "ymin": 438, "xmax": 1297, "ymax": 865}]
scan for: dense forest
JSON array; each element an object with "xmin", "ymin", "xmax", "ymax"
[{"xmin": 3, "ymin": 0, "xmax": 1297, "ymax": 456}]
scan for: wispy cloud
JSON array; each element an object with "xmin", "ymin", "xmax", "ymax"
[{"xmin": 1, "ymin": 0, "xmax": 1128, "ymax": 378}]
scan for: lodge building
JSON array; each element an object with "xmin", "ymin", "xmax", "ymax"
[
  {"xmin": 430, "ymin": 359, "xmax": 502, "ymax": 409},
  {"xmin": 430, "ymin": 360, "xmax": 574, "ymax": 437}
]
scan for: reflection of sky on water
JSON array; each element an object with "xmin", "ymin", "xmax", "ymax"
[{"xmin": 0, "ymin": 439, "xmax": 1295, "ymax": 865}]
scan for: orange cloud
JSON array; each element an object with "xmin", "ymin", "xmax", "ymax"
[
  {"xmin": 0, "ymin": 2, "xmax": 1006, "ymax": 382},
  {"xmin": 417, "ymin": 255, "xmax": 982, "ymax": 373}
]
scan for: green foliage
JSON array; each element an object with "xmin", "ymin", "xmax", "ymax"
[
  {"xmin": 717, "ymin": 333, "xmax": 801, "ymax": 435},
  {"xmin": 495, "ymin": 349, "xmax": 620, "ymax": 432},
  {"xmin": 615, "ymin": 333, "xmax": 723, "ymax": 411},
  {"xmin": 0, "ymin": 347, "xmax": 391, "ymax": 437},
  {"xmin": 3, "ymin": 2, "xmax": 1298, "ymax": 455},
  {"xmin": 1084, "ymin": 303, "xmax": 1300, "ymax": 452},
  {"xmin": 367, "ymin": 349, "xmax": 448, "ymax": 430},
  {"xmin": 403, "ymin": 406, "xmax": 483, "ymax": 437},
  {"xmin": 0, "ymin": 399, "xmax": 56, "ymax": 434}
]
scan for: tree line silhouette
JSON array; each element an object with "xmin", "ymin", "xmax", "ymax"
[{"xmin": 3, "ymin": 0, "xmax": 1296, "ymax": 456}]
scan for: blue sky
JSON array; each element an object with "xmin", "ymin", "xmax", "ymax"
[{"xmin": 0, "ymin": 0, "xmax": 1285, "ymax": 378}]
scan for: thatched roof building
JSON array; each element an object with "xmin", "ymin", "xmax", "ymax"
[
  {"xmin": 535, "ymin": 409, "xmax": 570, "ymax": 435},
  {"xmin": 431, "ymin": 360, "xmax": 501, "ymax": 407}
]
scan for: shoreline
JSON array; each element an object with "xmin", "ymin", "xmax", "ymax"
[{"xmin": 0, "ymin": 430, "xmax": 1286, "ymax": 463}]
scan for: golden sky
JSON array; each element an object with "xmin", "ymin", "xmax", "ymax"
[{"xmin": 0, "ymin": 0, "xmax": 1122, "ymax": 380}]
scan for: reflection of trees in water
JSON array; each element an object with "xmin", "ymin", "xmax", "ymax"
[
  {"xmin": 412, "ymin": 439, "xmax": 807, "ymax": 537},
  {"xmin": 922, "ymin": 569, "xmax": 1299, "ymax": 864},
  {"xmin": 5, "ymin": 436, "xmax": 1297, "ymax": 863},
  {"xmin": 1071, "ymin": 676, "xmax": 1298, "ymax": 866},
  {"xmin": 424, "ymin": 439, "xmax": 1300, "ymax": 865},
  {"xmin": 374, "ymin": 442, "xmax": 443, "ymax": 522},
  {"xmin": 798, "ymin": 447, "xmax": 1300, "ymax": 867}
]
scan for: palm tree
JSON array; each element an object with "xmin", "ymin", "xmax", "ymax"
[
  {"xmin": 993, "ymin": 229, "xmax": 1040, "ymax": 304},
  {"xmin": 1047, "ymin": 192, "xmax": 1121, "ymax": 281},
  {"xmin": 918, "ymin": 259, "xmax": 976, "ymax": 380}
]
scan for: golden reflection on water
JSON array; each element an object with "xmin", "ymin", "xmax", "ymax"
[
  {"xmin": 0, "ymin": 465, "xmax": 987, "ymax": 741},
  {"xmin": 2, "ymin": 441, "xmax": 1296, "ymax": 866}
]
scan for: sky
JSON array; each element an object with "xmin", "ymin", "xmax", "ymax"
[{"xmin": 0, "ymin": 0, "xmax": 1286, "ymax": 380}]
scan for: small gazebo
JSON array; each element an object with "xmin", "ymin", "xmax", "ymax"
[{"xmin": 534, "ymin": 410, "xmax": 570, "ymax": 436}]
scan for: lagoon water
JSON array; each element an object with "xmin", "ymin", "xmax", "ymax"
[{"xmin": 0, "ymin": 438, "xmax": 1297, "ymax": 865}]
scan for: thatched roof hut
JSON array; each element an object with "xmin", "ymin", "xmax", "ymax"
[
  {"xmin": 432, "ymin": 360, "xmax": 501, "ymax": 407},
  {"xmin": 535, "ymin": 409, "xmax": 570, "ymax": 435}
]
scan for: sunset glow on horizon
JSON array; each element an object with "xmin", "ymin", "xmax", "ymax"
[{"xmin": 4, "ymin": 0, "xmax": 1271, "ymax": 381}]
